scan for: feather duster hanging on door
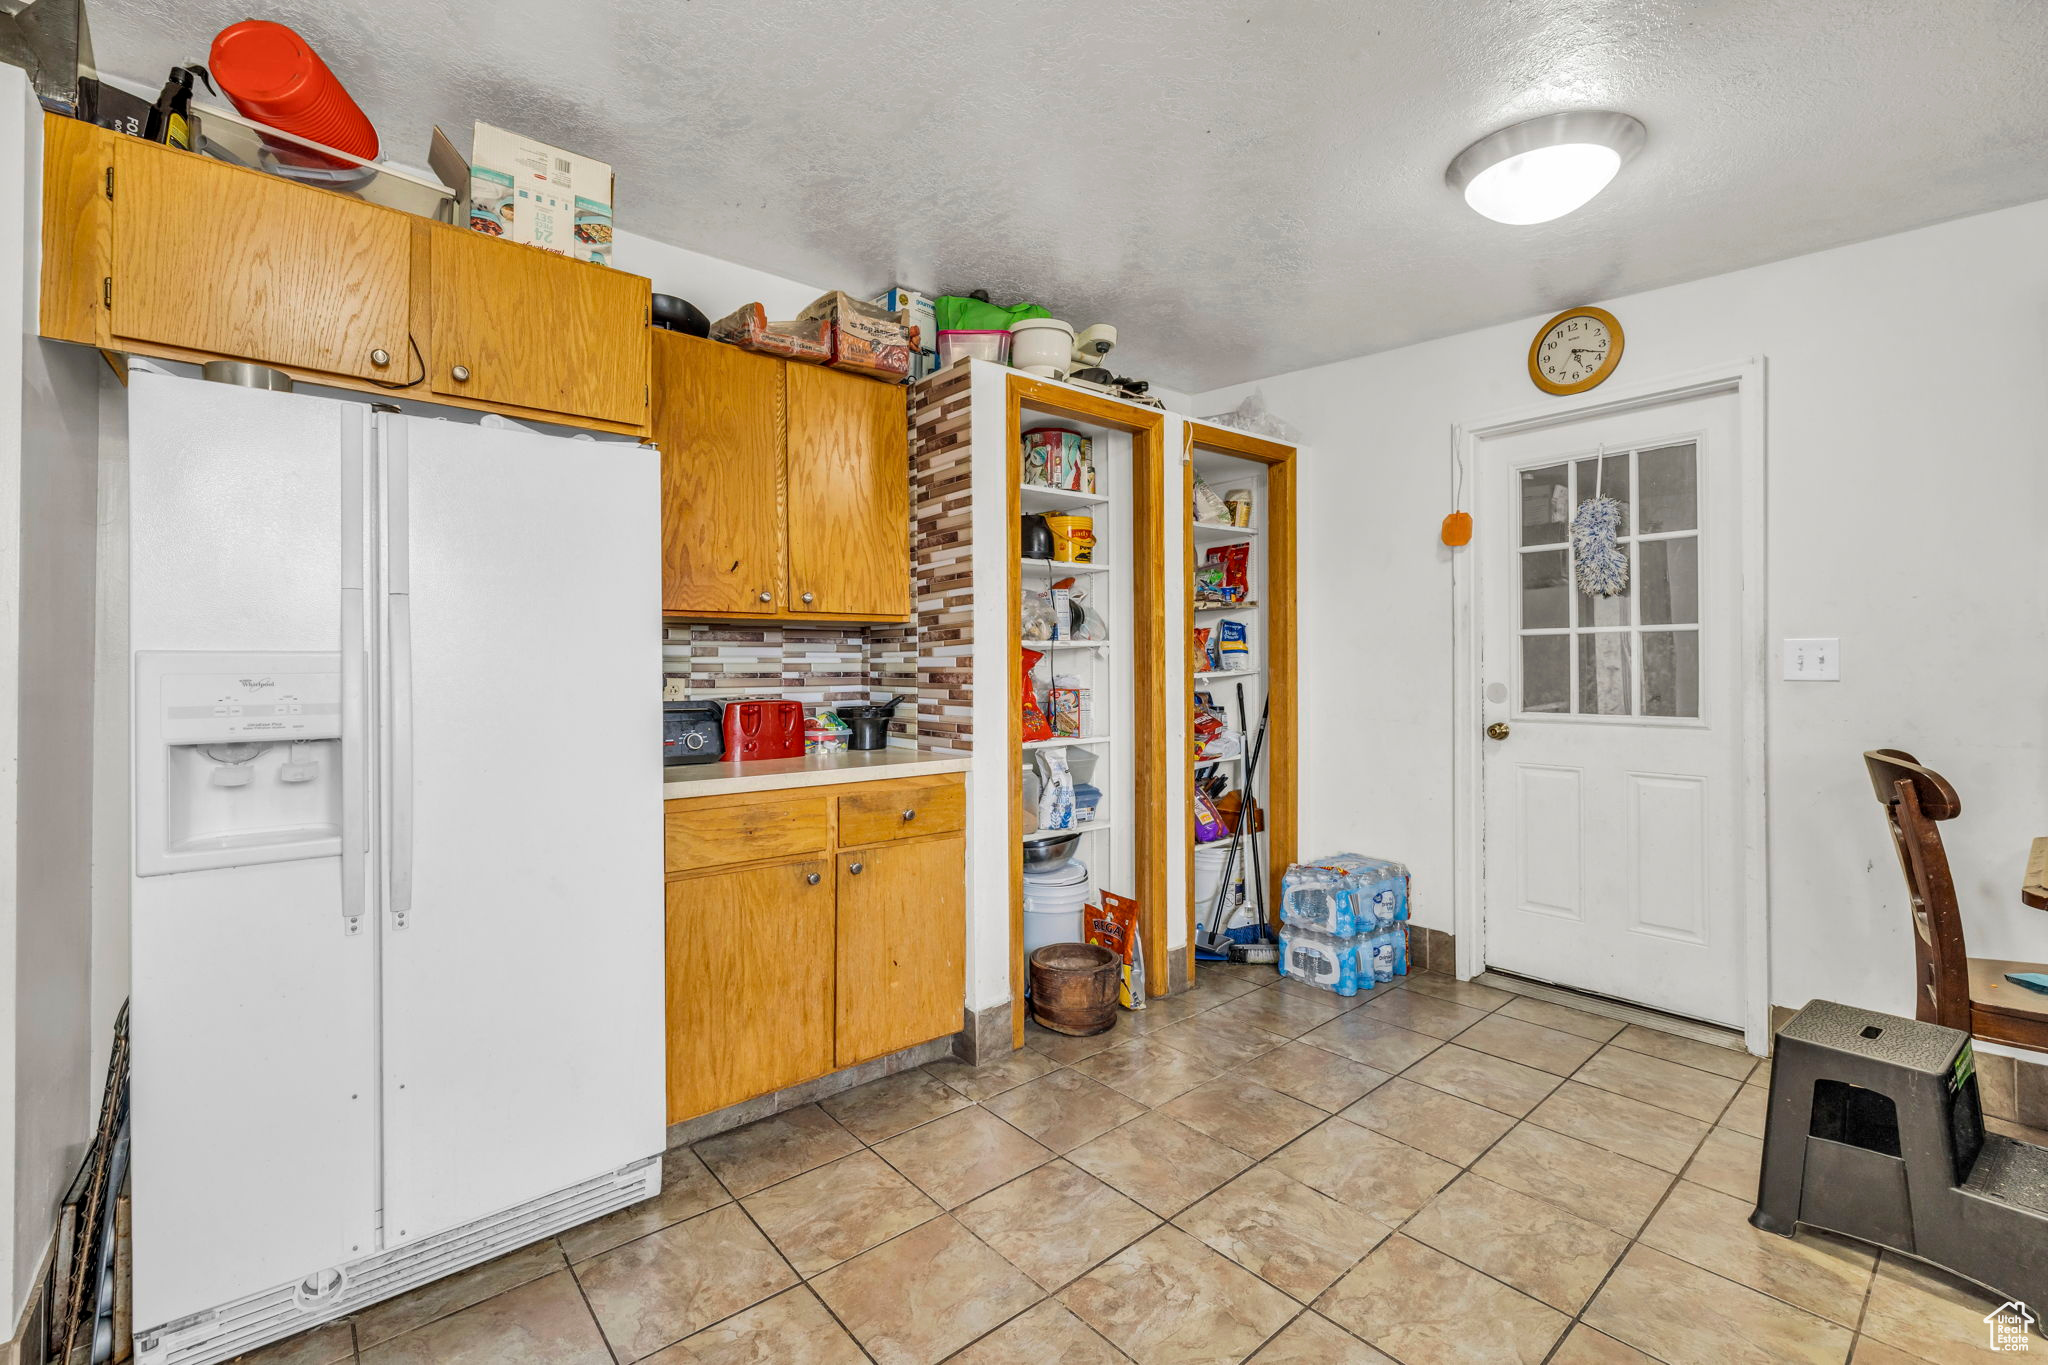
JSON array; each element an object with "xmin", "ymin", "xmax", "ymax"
[{"xmin": 1571, "ymin": 449, "xmax": 1629, "ymax": 597}]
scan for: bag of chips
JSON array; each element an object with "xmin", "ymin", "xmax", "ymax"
[{"xmin": 1086, "ymin": 892, "xmax": 1148, "ymax": 1009}]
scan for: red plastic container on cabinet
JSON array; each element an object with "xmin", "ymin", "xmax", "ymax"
[
  {"xmin": 208, "ymin": 20, "xmax": 380, "ymax": 162},
  {"xmin": 722, "ymin": 700, "xmax": 805, "ymax": 762}
]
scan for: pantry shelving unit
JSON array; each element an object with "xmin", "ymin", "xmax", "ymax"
[
  {"xmin": 1183, "ymin": 421, "xmax": 1297, "ymax": 981},
  {"xmin": 1008, "ymin": 375, "xmax": 1168, "ymax": 1044}
]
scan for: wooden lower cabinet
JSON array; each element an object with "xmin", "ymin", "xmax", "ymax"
[
  {"xmin": 835, "ymin": 834, "xmax": 968, "ymax": 1067},
  {"xmin": 663, "ymin": 774, "xmax": 966, "ymax": 1124},
  {"xmin": 665, "ymin": 858, "xmax": 835, "ymax": 1123}
]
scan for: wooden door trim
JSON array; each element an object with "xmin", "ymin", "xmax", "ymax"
[
  {"xmin": 1181, "ymin": 421, "xmax": 1299, "ymax": 981},
  {"xmin": 1006, "ymin": 378, "xmax": 1170, "ymax": 1043},
  {"xmin": 1447, "ymin": 359, "xmax": 1772, "ymax": 1053}
]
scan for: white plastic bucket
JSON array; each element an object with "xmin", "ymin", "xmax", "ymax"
[
  {"xmin": 1023, "ymin": 905, "xmax": 1086, "ymax": 955},
  {"xmin": 1193, "ymin": 845, "xmax": 1234, "ymax": 911}
]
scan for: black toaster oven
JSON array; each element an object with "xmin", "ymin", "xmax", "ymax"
[{"xmin": 664, "ymin": 700, "xmax": 724, "ymax": 765}]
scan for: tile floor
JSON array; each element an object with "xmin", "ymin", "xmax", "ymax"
[{"xmin": 234, "ymin": 965, "xmax": 2048, "ymax": 1364}]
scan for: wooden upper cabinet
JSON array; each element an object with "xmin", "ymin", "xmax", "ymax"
[
  {"xmin": 425, "ymin": 225, "xmax": 650, "ymax": 428},
  {"xmin": 652, "ymin": 332, "xmax": 786, "ymax": 615},
  {"xmin": 108, "ymin": 140, "xmax": 411, "ymax": 382},
  {"xmin": 835, "ymin": 833, "xmax": 966, "ymax": 1067},
  {"xmin": 785, "ymin": 362, "xmax": 910, "ymax": 618}
]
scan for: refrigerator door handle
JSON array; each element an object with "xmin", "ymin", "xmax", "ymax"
[
  {"xmin": 340, "ymin": 430, "xmax": 370, "ymax": 932},
  {"xmin": 385, "ymin": 417, "xmax": 414, "ymax": 930},
  {"xmin": 341, "ymin": 592, "xmax": 370, "ymax": 932},
  {"xmin": 389, "ymin": 592, "xmax": 414, "ymax": 928}
]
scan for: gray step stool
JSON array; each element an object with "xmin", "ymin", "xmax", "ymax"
[{"xmin": 1751, "ymin": 1000, "xmax": 2048, "ymax": 1312}]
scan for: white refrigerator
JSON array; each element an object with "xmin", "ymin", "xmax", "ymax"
[{"xmin": 124, "ymin": 371, "xmax": 665, "ymax": 1365}]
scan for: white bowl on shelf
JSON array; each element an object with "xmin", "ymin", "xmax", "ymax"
[{"xmin": 1009, "ymin": 318, "xmax": 1075, "ymax": 378}]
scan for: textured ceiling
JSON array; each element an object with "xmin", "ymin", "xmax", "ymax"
[{"xmin": 93, "ymin": 0, "xmax": 2048, "ymax": 391}]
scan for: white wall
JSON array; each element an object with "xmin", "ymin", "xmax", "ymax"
[
  {"xmin": 1190, "ymin": 198, "xmax": 2048, "ymax": 1022},
  {"xmin": 1, "ymin": 69, "xmax": 104, "ymax": 1323}
]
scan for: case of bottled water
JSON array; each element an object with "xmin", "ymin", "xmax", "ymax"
[
  {"xmin": 1279, "ymin": 854, "xmax": 1409, "ymax": 936},
  {"xmin": 1276, "ymin": 854, "xmax": 1411, "ymax": 997}
]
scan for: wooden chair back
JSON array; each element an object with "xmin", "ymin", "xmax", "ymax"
[{"xmin": 1864, "ymin": 748, "xmax": 1969, "ymax": 1030}]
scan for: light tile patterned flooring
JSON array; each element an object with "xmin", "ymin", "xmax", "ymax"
[{"xmin": 235, "ymin": 965, "xmax": 2045, "ymax": 1364}]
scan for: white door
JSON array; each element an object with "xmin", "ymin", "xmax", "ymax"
[
  {"xmin": 375, "ymin": 416, "xmax": 665, "ymax": 1245},
  {"xmin": 1478, "ymin": 390, "xmax": 1748, "ymax": 1026},
  {"xmin": 126, "ymin": 375, "xmax": 380, "ymax": 1327}
]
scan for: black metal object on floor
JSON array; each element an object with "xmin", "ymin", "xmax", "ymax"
[{"xmin": 1751, "ymin": 999, "xmax": 2048, "ymax": 1313}]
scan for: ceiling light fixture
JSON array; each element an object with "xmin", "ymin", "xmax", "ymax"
[{"xmin": 1446, "ymin": 111, "xmax": 1646, "ymax": 226}]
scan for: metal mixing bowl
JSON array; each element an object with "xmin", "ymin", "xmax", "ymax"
[{"xmin": 1021, "ymin": 832, "xmax": 1081, "ymax": 870}]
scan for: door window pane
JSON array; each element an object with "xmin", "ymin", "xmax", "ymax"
[
  {"xmin": 1638, "ymin": 443, "xmax": 1698, "ymax": 532},
  {"xmin": 1642, "ymin": 630, "xmax": 1700, "ymax": 717},
  {"xmin": 1521, "ymin": 550, "xmax": 1569, "ymax": 628},
  {"xmin": 1523, "ymin": 635, "xmax": 1569, "ymax": 713},
  {"xmin": 1520, "ymin": 464, "xmax": 1570, "ymax": 545},
  {"xmin": 1572, "ymin": 452, "xmax": 1630, "ymax": 535},
  {"xmin": 1577, "ymin": 632, "xmax": 1632, "ymax": 716},
  {"xmin": 1638, "ymin": 537, "xmax": 1699, "ymax": 625},
  {"xmin": 1577, "ymin": 547, "xmax": 1631, "ymax": 628}
]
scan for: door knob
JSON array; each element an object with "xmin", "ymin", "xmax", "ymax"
[
  {"xmin": 1486, "ymin": 722, "xmax": 1511, "ymax": 741},
  {"xmin": 370, "ymin": 348, "xmax": 391, "ymax": 368},
  {"xmin": 449, "ymin": 364, "xmax": 471, "ymax": 382},
  {"xmin": 758, "ymin": 591, "xmax": 773, "ymax": 603},
  {"xmin": 848, "ymin": 861, "xmax": 864, "ymax": 875},
  {"xmin": 806, "ymin": 872, "xmax": 821, "ymax": 886},
  {"xmin": 801, "ymin": 592, "xmax": 815, "ymax": 604}
]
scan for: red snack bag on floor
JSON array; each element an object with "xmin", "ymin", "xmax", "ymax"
[{"xmin": 1085, "ymin": 892, "xmax": 1148, "ymax": 1010}]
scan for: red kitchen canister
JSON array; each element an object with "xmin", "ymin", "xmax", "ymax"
[{"xmin": 209, "ymin": 20, "xmax": 379, "ymax": 162}]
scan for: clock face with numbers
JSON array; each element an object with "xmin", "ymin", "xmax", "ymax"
[{"xmin": 1529, "ymin": 307, "xmax": 1624, "ymax": 395}]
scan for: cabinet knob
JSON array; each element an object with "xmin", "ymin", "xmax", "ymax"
[
  {"xmin": 806, "ymin": 872, "xmax": 821, "ymax": 886},
  {"xmin": 758, "ymin": 591, "xmax": 773, "ymax": 603},
  {"xmin": 848, "ymin": 861, "xmax": 864, "ymax": 876},
  {"xmin": 370, "ymin": 348, "xmax": 391, "ymax": 368},
  {"xmin": 801, "ymin": 591, "xmax": 815, "ymax": 604},
  {"xmin": 450, "ymin": 364, "xmax": 471, "ymax": 383},
  {"xmin": 901, "ymin": 809, "xmax": 916, "ymax": 822}
]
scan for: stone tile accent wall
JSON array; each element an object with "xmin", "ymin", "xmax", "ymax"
[
  {"xmin": 906, "ymin": 362, "xmax": 977, "ymax": 755},
  {"xmin": 662, "ymin": 623, "xmax": 895, "ymax": 710}
]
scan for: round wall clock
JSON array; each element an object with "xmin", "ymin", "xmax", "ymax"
[{"xmin": 1529, "ymin": 306, "xmax": 1623, "ymax": 395}]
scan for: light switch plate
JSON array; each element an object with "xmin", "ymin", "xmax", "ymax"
[{"xmin": 1783, "ymin": 638, "xmax": 1840, "ymax": 681}]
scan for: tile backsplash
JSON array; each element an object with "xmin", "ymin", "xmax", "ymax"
[{"xmin": 663, "ymin": 623, "xmax": 918, "ymax": 734}]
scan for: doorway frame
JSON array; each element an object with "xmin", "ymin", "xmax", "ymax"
[{"xmin": 1449, "ymin": 359, "xmax": 1772, "ymax": 1053}]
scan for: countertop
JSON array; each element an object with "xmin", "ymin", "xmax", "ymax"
[{"xmin": 663, "ymin": 747, "xmax": 972, "ymax": 799}]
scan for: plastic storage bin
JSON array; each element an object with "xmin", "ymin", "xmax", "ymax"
[{"xmin": 937, "ymin": 329, "xmax": 1011, "ymax": 367}]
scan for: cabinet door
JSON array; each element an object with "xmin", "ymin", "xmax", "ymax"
[
  {"xmin": 667, "ymin": 859, "xmax": 835, "ymax": 1123},
  {"xmin": 652, "ymin": 332, "xmax": 786, "ymax": 614},
  {"xmin": 109, "ymin": 141, "xmax": 411, "ymax": 381},
  {"xmin": 427, "ymin": 227, "xmax": 650, "ymax": 427},
  {"xmin": 835, "ymin": 834, "xmax": 965, "ymax": 1067},
  {"xmin": 785, "ymin": 363, "xmax": 910, "ymax": 618}
]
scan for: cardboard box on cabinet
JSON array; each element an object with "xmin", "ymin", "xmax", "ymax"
[{"xmin": 430, "ymin": 121, "xmax": 615, "ymax": 265}]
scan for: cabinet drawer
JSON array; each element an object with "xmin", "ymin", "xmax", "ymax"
[
  {"xmin": 836, "ymin": 776, "xmax": 965, "ymax": 847},
  {"xmin": 665, "ymin": 792, "xmax": 829, "ymax": 874}
]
